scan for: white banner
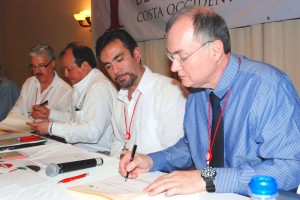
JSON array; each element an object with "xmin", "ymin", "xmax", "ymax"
[{"xmin": 92, "ymin": 0, "xmax": 300, "ymax": 42}]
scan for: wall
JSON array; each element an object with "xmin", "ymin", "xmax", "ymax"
[{"xmin": 0, "ymin": 0, "xmax": 92, "ymax": 87}]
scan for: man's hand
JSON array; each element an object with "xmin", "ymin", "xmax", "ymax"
[
  {"xmin": 119, "ymin": 152, "xmax": 153, "ymax": 179},
  {"xmin": 31, "ymin": 105, "xmax": 50, "ymax": 120},
  {"xmin": 26, "ymin": 121, "xmax": 50, "ymax": 135},
  {"xmin": 144, "ymin": 170, "xmax": 206, "ymax": 197}
]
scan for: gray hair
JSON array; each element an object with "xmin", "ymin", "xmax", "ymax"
[
  {"xmin": 165, "ymin": 6, "xmax": 231, "ymax": 54},
  {"xmin": 29, "ymin": 44, "xmax": 56, "ymax": 60}
]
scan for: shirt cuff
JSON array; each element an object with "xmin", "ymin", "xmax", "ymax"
[
  {"xmin": 148, "ymin": 152, "xmax": 166, "ymax": 172},
  {"xmin": 48, "ymin": 122, "xmax": 53, "ymax": 136},
  {"xmin": 48, "ymin": 109, "xmax": 58, "ymax": 121},
  {"xmin": 215, "ymin": 167, "xmax": 239, "ymax": 193}
]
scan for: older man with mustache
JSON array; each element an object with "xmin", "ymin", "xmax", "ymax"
[{"xmin": 8, "ymin": 44, "xmax": 72, "ymax": 122}]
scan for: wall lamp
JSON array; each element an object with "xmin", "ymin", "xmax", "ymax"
[{"xmin": 74, "ymin": 10, "xmax": 91, "ymax": 28}]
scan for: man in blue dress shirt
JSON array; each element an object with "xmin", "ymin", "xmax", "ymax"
[
  {"xmin": 119, "ymin": 6, "xmax": 300, "ymax": 196},
  {"xmin": 0, "ymin": 73, "xmax": 20, "ymax": 121}
]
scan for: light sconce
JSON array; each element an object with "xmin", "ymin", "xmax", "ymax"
[{"xmin": 74, "ymin": 10, "xmax": 91, "ymax": 28}]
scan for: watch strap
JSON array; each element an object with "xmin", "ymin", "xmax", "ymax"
[{"xmin": 205, "ymin": 179, "xmax": 216, "ymax": 192}]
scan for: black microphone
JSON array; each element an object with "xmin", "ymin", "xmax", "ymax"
[{"xmin": 45, "ymin": 157, "xmax": 103, "ymax": 177}]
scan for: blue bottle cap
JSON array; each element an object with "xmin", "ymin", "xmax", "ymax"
[{"xmin": 249, "ymin": 176, "xmax": 278, "ymax": 195}]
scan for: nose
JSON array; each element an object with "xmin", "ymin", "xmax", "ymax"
[
  {"xmin": 33, "ymin": 67, "xmax": 42, "ymax": 73},
  {"xmin": 170, "ymin": 60, "xmax": 182, "ymax": 73},
  {"xmin": 111, "ymin": 63, "xmax": 121, "ymax": 76},
  {"xmin": 64, "ymin": 69, "xmax": 69, "ymax": 78}
]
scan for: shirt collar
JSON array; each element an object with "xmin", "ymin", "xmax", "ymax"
[
  {"xmin": 118, "ymin": 65, "xmax": 152, "ymax": 102},
  {"xmin": 34, "ymin": 71, "xmax": 60, "ymax": 90},
  {"xmin": 209, "ymin": 54, "xmax": 240, "ymax": 100},
  {"xmin": 73, "ymin": 68, "xmax": 97, "ymax": 93}
]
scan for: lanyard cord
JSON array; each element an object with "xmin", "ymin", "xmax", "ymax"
[
  {"xmin": 207, "ymin": 88, "xmax": 230, "ymax": 162},
  {"xmin": 123, "ymin": 92, "xmax": 142, "ymax": 140},
  {"xmin": 34, "ymin": 86, "xmax": 53, "ymax": 105},
  {"xmin": 206, "ymin": 57, "xmax": 241, "ymax": 163}
]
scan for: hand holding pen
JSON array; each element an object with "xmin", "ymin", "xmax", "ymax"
[
  {"xmin": 125, "ymin": 144, "xmax": 137, "ymax": 182},
  {"xmin": 119, "ymin": 147, "xmax": 154, "ymax": 182},
  {"xmin": 29, "ymin": 100, "xmax": 50, "ymax": 120}
]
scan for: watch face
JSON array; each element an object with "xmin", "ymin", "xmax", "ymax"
[{"xmin": 201, "ymin": 166, "xmax": 216, "ymax": 179}]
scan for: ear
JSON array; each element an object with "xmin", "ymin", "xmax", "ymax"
[
  {"xmin": 80, "ymin": 61, "xmax": 90, "ymax": 74},
  {"xmin": 211, "ymin": 40, "xmax": 224, "ymax": 62},
  {"xmin": 133, "ymin": 47, "xmax": 142, "ymax": 63},
  {"xmin": 51, "ymin": 60, "xmax": 56, "ymax": 69}
]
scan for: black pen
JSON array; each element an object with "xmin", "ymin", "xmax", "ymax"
[
  {"xmin": 28, "ymin": 100, "xmax": 48, "ymax": 115},
  {"xmin": 39, "ymin": 100, "xmax": 48, "ymax": 107},
  {"xmin": 125, "ymin": 144, "xmax": 137, "ymax": 182}
]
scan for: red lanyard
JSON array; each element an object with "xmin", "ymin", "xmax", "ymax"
[
  {"xmin": 206, "ymin": 88, "xmax": 230, "ymax": 164},
  {"xmin": 34, "ymin": 87, "xmax": 53, "ymax": 105},
  {"xmin": 123, "ymin": 92, "xmax": 142, "ymax": 140}
]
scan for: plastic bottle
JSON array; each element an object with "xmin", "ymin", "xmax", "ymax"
[{"xmin": 249, "ymin": 176, "xmax": 278, "ymax": 200}]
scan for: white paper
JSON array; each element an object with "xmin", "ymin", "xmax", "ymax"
[
  {"xmin": 0, "ymin": 169, "xmax": 49, "ymax": 189},
  {"xmin": 69, "ymin": 172, "xmax": 250, "ymax": 200},
  {"xmin": 0, "ymin": 112, "xmax": 32, "ymax": 134},
  {"xmin": 0, "ymin": 176, "xmax": 16, "ymax": 190},
  {"xmin": 33, "ymin": 153, "xmax": 99, "ymax": 168},
  {"xmin": 69, "ymin": 172, "xmax": 164, "ymax": 200}
]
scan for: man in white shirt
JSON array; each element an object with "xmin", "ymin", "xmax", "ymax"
[
  {"xmin": 27, "ymin": 42, "xmax": 117, "ymax": 153},
  {"xmin": 96, "ymin": 29, "xmax": 188, "ymax": 157},
  {"xmin": 9, "ymin": 44, "xmax": 71, "ymax": 121}
]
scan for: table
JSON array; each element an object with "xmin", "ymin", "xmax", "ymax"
[{"xmin": 0, "ymin": 138, "xmax": 250, "ymax": 200}]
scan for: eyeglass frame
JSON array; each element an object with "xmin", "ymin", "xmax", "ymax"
[
  {"xmin": 28, "ymin": 59, "xmax": 54, "ymax": 70},
  {"xmin": 165, "ymin": 40, "xmax": 214, "ymax": 64}
]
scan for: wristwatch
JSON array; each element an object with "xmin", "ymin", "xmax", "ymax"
[{"xmin": 201, "ymin": 165, "xmax": 216, "ymax": 192}]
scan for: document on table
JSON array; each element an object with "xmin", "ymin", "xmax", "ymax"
[
  {"xmin": 0, "ymin": 112, "xmax": 32, "ymax": 134},
  {"xmin": 0, "ymin": 169, "xmax": 49, "ymax": 189},
  {"xmin": 68, "ymin": 172, "xmax": 163, "ymax": 200},
  {"xmin": 33, "ymin": 152, "xmax": 99, "ymax": 167},
  {"xmin": 69, "ymin": 171, "xmax": 250, "ymax": 200}
]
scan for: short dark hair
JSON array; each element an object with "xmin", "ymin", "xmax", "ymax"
[
  {"xmin": 95, "ymin": 29, "xmax": 138, "ymax": 62},
  {"xmin": 60, "ymin": 42, "xmax": 96, "ymax": 68},
  {"xmin": 166, "ymin": 6, "xmax": 231, "ymax": 54}
]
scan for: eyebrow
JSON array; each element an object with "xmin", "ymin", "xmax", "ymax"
[
  {"xmin": 167, "ymin": 48, "xmax": 184, "ymax": 56},
  {"xmin": 62, "ymin": 65, "xmax": 71, "ymax": 69}
]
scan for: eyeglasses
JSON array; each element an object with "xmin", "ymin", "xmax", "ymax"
[
  {"xmin": 28, "ymin": 59, "xmax": 53, "ymax": 70},
  {"xmin": 165, "ymin": 41, "xmax": 213, "ymax": 64}
]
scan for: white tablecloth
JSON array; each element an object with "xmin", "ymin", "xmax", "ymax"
[{"xmin": 0, "ymin": 139, "xmax": 249, "ymax": 200}]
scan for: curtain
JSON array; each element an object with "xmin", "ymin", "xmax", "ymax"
[{"xmin": 136, "ymin": 19, "xmax": 300, "ymax": 94}]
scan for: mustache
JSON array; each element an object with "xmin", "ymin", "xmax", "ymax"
[
  {"xmin": 115, "ymin": 72, "xmax": 129, "ymax": 81},
  {"xmin": 35, "ymin": 72, "xmax": 43, "ymax": 77}
]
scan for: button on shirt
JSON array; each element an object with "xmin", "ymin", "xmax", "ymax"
[
  {"xmin": 10, "ymin": 72, "xmax": 72, "ymax": 120},
  {"xmin": 51, "ymin": 69, "xmax": 117, "ymax": 152},
  {"xmin": 110, "ymin": 66, "xmax": 188, "ymax": 157},
  {"xmin": 149, "ymin": 54, "xmax": 300, "ymax": 195}
]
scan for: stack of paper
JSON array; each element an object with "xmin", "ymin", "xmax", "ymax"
[{"xmin": 0, "ymin": 112, "xmax": 32, "ymax": 134}]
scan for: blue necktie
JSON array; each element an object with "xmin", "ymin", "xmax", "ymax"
[{"xmin": 209, "ymin": 92, "xmax": 224, "ymax": 167}]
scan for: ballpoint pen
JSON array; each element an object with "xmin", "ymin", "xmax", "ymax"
[
  {"xmin": 125, "ymin": 144, "xmax": 137, "ymax": 182},
  {"xmin": 28, "ymin": 100, "xmax": 49, "ymax": 115},
  {"xmin": 58, "ymin": 173, "xmax": 89, "ymax": 184},
  {"xmin": 39, "ymin": 100, "xmax": 48, "ymax": 107}
]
